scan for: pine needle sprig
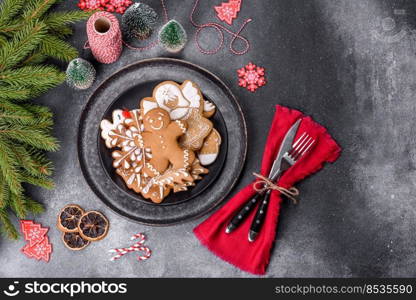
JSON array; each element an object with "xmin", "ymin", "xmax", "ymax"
[
  {"xmin": 0, "ymin": 65, "xmax": 65, "ymax": 87},
  {"xmin": 22, "ymin": 0, "xmax": 60, "ymax": 22},
  {"xmin": 0, "ymin": 208, "xmax": 18, "ymax": 239},
  {"xmin": 40, "ymin": 34, "xmax": 78, "ymax": 62},
  {"xmin": 0, "ymin": 21, "xmax": 47, "ymax": 71},
  {"xmin": 0, "ymin": 137, "xmax": 22, "ymax": 195},
  {"xmin": 0, "ymin": 86, "xmax": 32, "ymax": 101},
  {"xmin": 0, "ymin": 125, "xmax": 59, "ymax": 151},
  {"xmin": 0, "ymin": 0, "xmax": 25, "ymax": 26},
  {"xmin": 44, "ymin": 10, "xmax": 92, "ymax": 29}
]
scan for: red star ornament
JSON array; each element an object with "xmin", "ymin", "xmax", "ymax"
[
  {"xmin": 237, "ymin": 62, "xmax": 267, "ymax": 92},
  {"xmin": 214, "ymin": 0, "xmax": 242, "ymax": 25}
]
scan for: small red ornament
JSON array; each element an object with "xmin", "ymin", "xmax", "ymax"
[
  {"xmin": 237, "ymin": 62, "xmax": 267, "ymax": 92},
  {"xmin": 122, "ymin": 109, "xmax": 132, "ymax": 118},
  {"xmin": 214, "ymin": 0, "xmax": 242, "ymax": 25}
]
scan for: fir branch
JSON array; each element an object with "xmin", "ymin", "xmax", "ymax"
[
  {"xmin": 40, "ymin": 34, "xmax": 78, "ymax": 62},
  {"xmin": 10, "ymin": 145, "xmax": 53, "ymax": 178},
  {"xmin": 0, "ymin": 21, "xmax": 47, "ymax": 71},
  {"xmin": 17, "ymin": 146, "xmax": 53, "ymax": 177},
  {"xmin": 0, "ymin": 137, "xmax": 22, "ymax": 195},
  {"xmin": 22, "ymin": 0, "xmax": 60, "ymax": 22},
  {"xmin": 9, "ymin": 191, "xmax": 26, "ymax": 219},
  {"xmin": 0, "ymin": 0, "xmax": 85, "ymax": 240},
  {"xmin": 0, "ymin": 65, "xmax": 65, "ymax": 89},
  {"xmin": 0, "ymin": 34, "xmax": 8, "ymax": 47},
  {"xmin": 0, "ymin": 125, "xmax": 58, "ymax": 151},
  {"xmin": 21, "ymin": 172, "xmax": 54, "ymax": 190},
  {"xmin": 0, "ymin": 0, "xmax": 25, "ymax": 26},
  {"xmin": 44, "ymin": 10, "xmax": 91, "ymax": 28},
  {"xmin": 24, "ymin": 196, "xmax": 44, "ymax": 214},
  {"xmin": 0, "ymin": 174, "xmax": 9, "ymax": 209},
  {"xmin": 0, "ymin": 86, "xmax": 32, "ymax": 101},
  {"xmin": 0, "ymin": 100, "xmax": 53, "ymax": 128},
  {"xmin": 0, "ymin": 208, "xmax": 18, "ymax": 239},
  {"xmin": 49, "ymin": 25, "xmax": 73, "ymax": 38},
  {"xmin": 21, "ymin": 103, "xmax": 53, "ymax": 119},
  {"xmin": 20, "ymin": 52, "xmax": 47, "ymax": 66}
]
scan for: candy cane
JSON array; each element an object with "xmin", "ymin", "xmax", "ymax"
[{"xmin": 109, "ymin": 233, "xmax": 151, "ymax": 262}]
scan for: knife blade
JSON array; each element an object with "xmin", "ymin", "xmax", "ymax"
[
  {"xmin": 248, "ymin": 119, "xmax": 302, "ymax": 241},
  {"xmin": 225, "ymin": 119, "xmax": 302, "ymax": 234}
]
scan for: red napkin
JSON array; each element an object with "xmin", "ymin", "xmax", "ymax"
[{"xmin": 194, "ymin": 105, "xmax": 341, "ymax": 275}]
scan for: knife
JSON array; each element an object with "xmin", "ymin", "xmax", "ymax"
[
  {"xmin": 225, "ymin": 119, "xmax": 302, "ymax": 234},
  {"xmin": 248, "ymin": 119, "xmax": 302, "ymax": 241}
]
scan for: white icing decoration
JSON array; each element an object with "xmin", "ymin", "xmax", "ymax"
[
  {"xmin": 181, "ymin": 81, "xmax": 201, "ymax": 108},
  {"xmin": 154, "ymin": 83, "xmax": 190, "ymax": 120},
  {"xmin": 100, "ymin": 109, "xmax": 126, "ymax": 148},
  {"xmin": 203, "ymin": 100, "xmax": 215, "ymax": 112},
  {"xmin": 141, "ymin": 100, "xmax": 159, "ymax": 115},
  {"xmin": 198, "ymin": 153, "xmax": 218, "ymax": 166},
  {"xmin": 127, "ymin": 174, "xmax": 135, "ymax": 185},
  {"xmin": 175, "ymin": 120, "xmax": 187, "ymax": 134}
]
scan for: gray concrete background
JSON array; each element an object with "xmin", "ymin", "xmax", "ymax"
[{"xmin": 1, "ymin": 0, "xmax": 416, "ymax": 277}]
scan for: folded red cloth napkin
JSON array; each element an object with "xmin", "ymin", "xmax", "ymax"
[{"xmin": 194, "ymin": 105, "xmax": 341, "ymax": 275}]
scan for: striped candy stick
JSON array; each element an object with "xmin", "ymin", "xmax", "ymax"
[{"xmin": 109, "ymin": 233, "xmax": 151, "ymax": 261}]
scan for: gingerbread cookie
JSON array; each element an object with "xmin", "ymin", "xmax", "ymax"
[
  {"xmin": 198, "ymin": 128, "xmax": 222, "ymax": 165},
  {"xmin": 100, "ymin": 109, "xmax": 128, "ymax": 148},
  {"xmin": 141, "ymin": 81, "xmax": 214, "ymax": 151},
  {"xmin": 203, "ymin": 100, "xmax": 216, "ymax": 118},
  {"xmin": 100, "ymin": 80, "xmax": 220, "ymax": 204},
  {"xmin": 141, "ymin": 108, "xmax": 195, "ymax": 176}
]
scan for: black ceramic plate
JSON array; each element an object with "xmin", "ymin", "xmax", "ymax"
[{"xmin": 78, "ymin": 58, "xmax": 247, "ymax": 225}]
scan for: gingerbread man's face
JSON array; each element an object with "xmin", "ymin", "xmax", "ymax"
[{"xmin": 143, "ymin": 108, "xmax": 170, "ymax": 131}]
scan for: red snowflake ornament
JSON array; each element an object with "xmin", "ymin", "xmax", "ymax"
[
  {"xmin": 237, "ymin": 62, "xmax": 267, "ymax": 92},
  {"xmin": 214, "ymin": 0, "xmax": 242, "ymax": 25}
]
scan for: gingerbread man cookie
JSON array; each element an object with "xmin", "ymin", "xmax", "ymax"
[{"xmin": 141, "ymin": 108, "xmax": 196, "ymax": 176}]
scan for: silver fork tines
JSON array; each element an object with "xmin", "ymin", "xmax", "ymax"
[{"xmin": 286, "ymin": 134, "xmax": 315, "ymax": 164}]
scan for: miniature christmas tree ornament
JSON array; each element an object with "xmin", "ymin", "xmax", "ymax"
[
  {"xmin": 121, "ymin": 3, "xmax": 158, "ymax": 40},
  {"xmin": 66, "ymin": 58, "xmax": 96, "ymax": 90},
  {"xmin": 158, "ymin": 19, "xmax": 188, "ymax": 53}
]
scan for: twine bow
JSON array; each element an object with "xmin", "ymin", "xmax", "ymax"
[{"xmin": 252, "ymin": 173, "xmax": 299, "ymax": 204}]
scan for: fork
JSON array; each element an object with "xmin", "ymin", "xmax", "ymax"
[{"xmin": 248, "ymin": 133, "xmax": 315, "ymax": 242}]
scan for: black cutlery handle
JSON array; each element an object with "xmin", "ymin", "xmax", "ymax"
[
  {"xmin": 248, "ymin": 190, "xmax": 272, "ymax": 242},
  {"xmin": 225, "ymin": 191, "xmax": 266, "ymax": 234}
]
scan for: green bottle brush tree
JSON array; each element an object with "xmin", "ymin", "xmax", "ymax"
[{"xmin": 0, "ymin": 0, "xmax": 90, "ymax": 239}]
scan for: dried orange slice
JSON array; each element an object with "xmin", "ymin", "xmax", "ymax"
[
  {"xmin": 78, "ymin": 211, "xmax": 109, "ymax": 241},
  {"xmin": 57, "ymin": 204, "xmax": 84, "ymax": 232},
  {"xmin": 62, "ymin": 232, "xmax": 90, "ymax": 251}
]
